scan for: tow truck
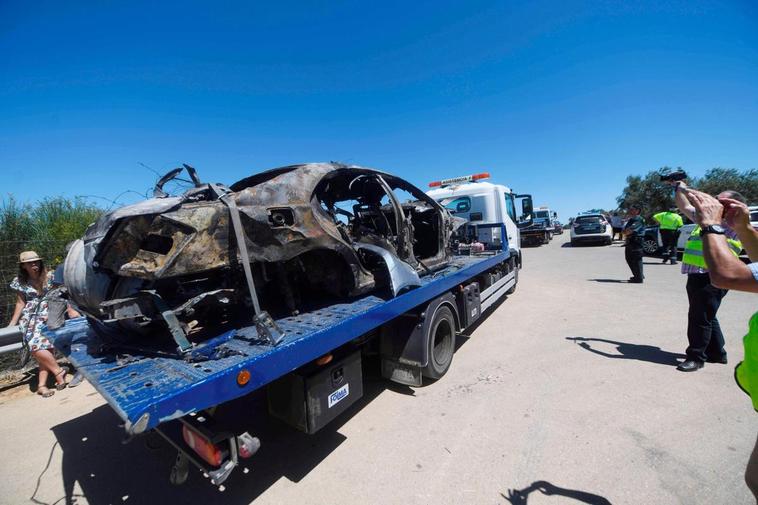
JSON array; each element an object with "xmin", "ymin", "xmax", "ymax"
[
  {"xmin": 519, "ymin": 206, "xmax": 556, "ymax": 246},
  {"xmin": 427, "ymin": 172, "xmax": 532, "ymax": 263},
  {"xmin": 47, "ymin": 172, "xmax": 534, "ymax": 488}
]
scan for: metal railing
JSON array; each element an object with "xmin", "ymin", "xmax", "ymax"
[{"xmin": 0, "ymin": 325, "xmax": 22, "ymax": 355}]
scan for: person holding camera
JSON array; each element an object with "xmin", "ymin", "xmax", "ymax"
[
  {"xmin": 621, "ymin": 204, "xmax": 646, "ymax": 283},
  {"xmin": 681, "ymin": 187, "xmax": 758, "ymax": 499},
  {"xmin": 670, "ymin": 179, "xmax": 745, "ymax": 372}
]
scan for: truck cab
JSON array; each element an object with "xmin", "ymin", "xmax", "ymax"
[{"xmin": 426, "ymin": 172, "xmax": 532, "ymax": 265}]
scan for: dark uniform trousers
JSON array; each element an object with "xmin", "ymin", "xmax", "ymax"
[
  {"xmin": 660, "ymin": 229, "xmax": 680, "ymax": 261},
  {"xmin": 625, "ymin": 242, "xmax": 644, "ymax": 281},
  {"xmin": 685, "ymin": 272, "xmax": 728, "ymax": 362}
]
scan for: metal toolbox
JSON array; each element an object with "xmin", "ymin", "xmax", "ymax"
[{"xmin": 267, "ymin": 350, "xmax": 363, "ymax": 434}]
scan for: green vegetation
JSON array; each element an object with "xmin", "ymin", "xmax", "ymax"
[
  {"xmin": 616, "ymin": 167, "xmax": 758, "ymax": 221},
  {"xmin": 0, "ymin": 196, "xmax": 102, "ymax": 322}
]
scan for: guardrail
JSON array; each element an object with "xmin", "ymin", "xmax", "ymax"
[{"xmin": 0, "ymin": 326, "xmax": 22, "ymax": 355}]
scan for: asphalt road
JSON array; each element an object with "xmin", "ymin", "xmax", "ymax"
[{"xmin": 1, "ymin": 233, "xmax": 756, "ymax": 505}]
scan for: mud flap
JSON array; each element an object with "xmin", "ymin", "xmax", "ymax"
[{"xmin": 379, "ymin": 292, "xmax": 458, "ymax": 385}]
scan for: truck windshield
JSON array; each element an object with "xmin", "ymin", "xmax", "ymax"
[
  {"xmin": 438, "ymin": 196, "xmax": 471, "ymax": 214},
  {"xmin": 534, "ymin": 211, "xmax": 550, "ymax": 219}
]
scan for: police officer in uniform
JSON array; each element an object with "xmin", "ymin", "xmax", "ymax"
[
  {"xmin": 622, "ymin": 204, "xmax": 645, "ymax": 283},
  {"xmin": 652, "ymin": 208, "xmax": 683, "ymax": 264}
]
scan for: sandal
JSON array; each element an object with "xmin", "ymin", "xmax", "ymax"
[
  {"xmin": 54, "ymin": 369, "xmax": 68, "ymax": 390},
  {"xmin": 37, "ymin": 386, "xmax": 55, "ymax": 398}
]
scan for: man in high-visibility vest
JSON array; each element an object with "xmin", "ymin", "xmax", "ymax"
[
  {"xmin": 671, "ymin": 180, "xmax": 745, "ymax": 372},
  {"xmin": 684, "ymin": 187, "xmax": 758, "ymax": 499},
  {"xmin": 652, "ymin": 208, "xmax": 684, "ymax": 264}
]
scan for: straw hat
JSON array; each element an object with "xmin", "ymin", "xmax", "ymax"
[{"xmin": 19, "ymin": 251, "xmax": 42, "ymax": 264}]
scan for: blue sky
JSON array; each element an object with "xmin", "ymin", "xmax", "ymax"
[{"xmin": 1, "ymin": 0, "xmax": 757, "ymax": 219}]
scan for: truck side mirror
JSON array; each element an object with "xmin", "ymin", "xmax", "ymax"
[
  {"xmin": 553, "ymin": 212, "xmax": 557, "ymax": 218},
  {"xmin": 514, "ymin": 194, "xmax": 534, "ymax": 229},
  {"xmin": 521, "ymin": 198, "xmax": 533, "ymax": 217}
]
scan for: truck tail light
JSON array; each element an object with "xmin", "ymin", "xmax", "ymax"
[{"xmin": 182, "ymin": 424, "xmax": 223, "ymax": 467}]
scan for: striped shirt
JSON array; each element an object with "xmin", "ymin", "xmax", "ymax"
[
  {"xmin": 681, "ymin": 226, "xmax": 740, "ymax": 275},
  {"xmin": 750, "ymin": 262, "xmax": 758, "ymax": 282}
]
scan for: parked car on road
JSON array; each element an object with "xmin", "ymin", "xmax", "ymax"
[
  {"xmin": 641, "ymin": 226, "xmax": 664, "ymax": 257},
  {"xmin": 570, "ymin": 213, "xmax": 612, "ymax": 246}
]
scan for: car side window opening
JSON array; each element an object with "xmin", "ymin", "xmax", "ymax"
[
  {"xmin": 315, "ymin": 172, "xmax": 445, "ymax": 264},
  {"xmin": 388, "ymin": 181, "xmax": 443, "ymax": 261}
]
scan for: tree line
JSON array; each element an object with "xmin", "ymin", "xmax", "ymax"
[{"xmin": 616, "ymin": 167, "xmax": 757, "ymax": 222}]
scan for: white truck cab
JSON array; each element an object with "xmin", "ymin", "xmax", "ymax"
[{"xmin": 426, "ymin": 173, "xmax": 533, "ymax": 264}]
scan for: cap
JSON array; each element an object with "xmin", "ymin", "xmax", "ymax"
[{"xmin": 19, "ymin": 251, "xmax": 42, "ymax": 264}]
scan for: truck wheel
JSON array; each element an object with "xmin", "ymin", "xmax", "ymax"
[
  {"xmin": 506, "ymin": 262, "xmax": 518, "ymax": 295},
  {"xmin": 542, "ymin": 232, "xmax": 550, "ymax": 245},
  {"xmin": 422, "ymin": 305, "xmax": 456, "ymax": 379}
]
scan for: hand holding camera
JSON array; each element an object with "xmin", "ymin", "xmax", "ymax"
[{"xmin": 659, "ymin": 168, "xmax": 688, "ymax": 183}]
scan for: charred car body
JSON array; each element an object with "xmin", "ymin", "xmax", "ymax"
[{"xmin": 65, "ymin": 163, "xmax": 464, "ymax": 348}]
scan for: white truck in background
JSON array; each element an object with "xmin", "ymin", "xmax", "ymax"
[{"xmin": 426, "ymin": 172, "xmax": 534, "ymax": 268}]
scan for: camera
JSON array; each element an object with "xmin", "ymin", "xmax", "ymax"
[{"xmin": 659, "ymin": 169, "xmax": 688, "ymax": 182}]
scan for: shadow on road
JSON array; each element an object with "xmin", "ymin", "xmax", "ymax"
[
  {"xmin": 45, "ymin": 361, "xmax": 410, "ymax": 505},
  {"xmin": 502, "ymin": 480, "xmax": 612, "ymax": 504},
  {"xmin": 566, "ymin": 337, "xmax": 684, "ymax": 366},
  {"xmin": 588, "ymin": 278, "xmax": 627, "ymax": 283}
]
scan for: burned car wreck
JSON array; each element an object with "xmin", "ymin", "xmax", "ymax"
[{"xmin": 65, "ymin": 162, "xmax": 464, "ymax": 349}]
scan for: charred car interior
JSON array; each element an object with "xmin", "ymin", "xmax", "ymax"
[{"xmin": 65, "ymin": 163, "xmax": 465, "ymax": 349}]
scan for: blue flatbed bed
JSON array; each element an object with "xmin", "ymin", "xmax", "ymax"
[{"xmin": 49, "ymin": 250, "xmax": 512, "ymax": 436}]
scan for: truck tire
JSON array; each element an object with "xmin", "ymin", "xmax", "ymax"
[
  {"xmin": 506, "ymin": 262, "xmax": 518, "ymax": 295},
  {"xmin": 542, "ymin": 232, "xmax": 550, "ymax": 245},
  {"xmin": 422, "ymin": 305, "xmax": 456, "ymax": 380}
]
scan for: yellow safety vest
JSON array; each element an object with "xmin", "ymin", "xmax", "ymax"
[
  {"xmin": 736, "ymin": 312, "xmax": 758, "ymax": 412},
  {"xmin": 681, "ymin": 226, "xmax": 742, "ymax": 270},
  {"xmin": 653, "ymin": 212, "xmax": 683, "ymax": 230}
]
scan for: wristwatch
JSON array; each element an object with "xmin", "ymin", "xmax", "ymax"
[{"xmin": 701, "ymin": 224, "xmax": 726, "ymax": 235}]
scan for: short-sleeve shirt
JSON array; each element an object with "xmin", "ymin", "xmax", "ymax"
[
  {"xmin": 623, "ymin": 215, "xmax": 646, "ymax": 245},
  {"xmin": 653, "ymin": 212, "xmax": 683, "ymax": 230}
]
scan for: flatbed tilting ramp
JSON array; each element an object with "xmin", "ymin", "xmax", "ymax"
[{"xmin": 50, "ymin": 252, "xmax": 509, "ymax": 434}]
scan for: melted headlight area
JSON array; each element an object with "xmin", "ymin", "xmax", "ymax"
[{"xmin": 97, "ymin": 203, "xmax": 231, "ymax": 280}]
